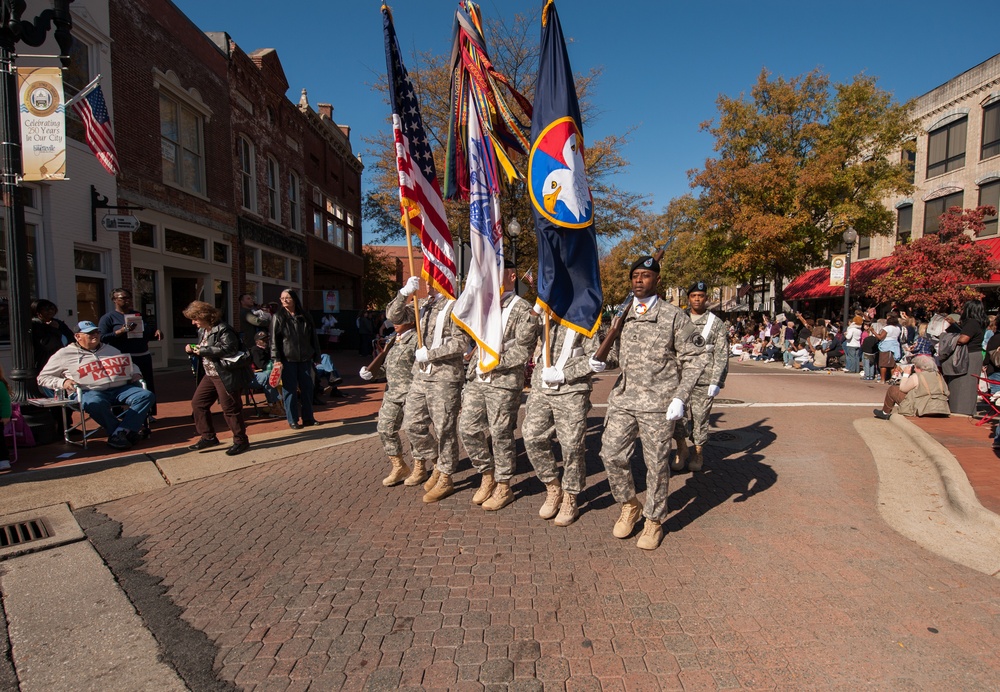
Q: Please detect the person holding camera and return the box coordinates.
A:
[872,355,949,420]
[99,288,163,415]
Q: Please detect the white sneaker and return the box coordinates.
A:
[0,460,10,471]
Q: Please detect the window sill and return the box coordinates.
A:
[163,179,210,202]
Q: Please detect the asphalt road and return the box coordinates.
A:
[76,363,1000,689]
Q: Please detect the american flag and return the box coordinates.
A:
[71,84,119,176]
[382,6,456,299]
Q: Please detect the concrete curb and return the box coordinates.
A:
[890,414,1000,531]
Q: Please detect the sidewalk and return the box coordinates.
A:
[2,351,380,474]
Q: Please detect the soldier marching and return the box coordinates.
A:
[368,255,716,550]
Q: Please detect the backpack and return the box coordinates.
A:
[937,332,969,377]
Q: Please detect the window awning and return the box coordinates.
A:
[782,238,1000,301]
[782,257,893,301]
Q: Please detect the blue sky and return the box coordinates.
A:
[173,0,998,223]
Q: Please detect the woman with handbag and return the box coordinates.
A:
[876,315,902,384]
[184,301,250,456]
[944,300,986,416]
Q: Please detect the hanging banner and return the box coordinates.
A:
[17,67,67,181]
[830,254,846,287]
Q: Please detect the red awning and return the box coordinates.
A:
[783,238,1000,301]
[782,257,893,301]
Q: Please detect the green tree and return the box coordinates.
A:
[362,245,401,310]
[866,206,999,312]
[692,69,917,309]
[364,8,648,286]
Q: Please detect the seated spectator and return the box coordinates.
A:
[249,331,283,417]
[314,353,344,401]
[37,321,154,450]
[873,355,949,420]
[788,342,820,370]
[909,322,934,357]
[761,337,781,362]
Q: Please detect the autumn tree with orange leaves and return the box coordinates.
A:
[691,69,917,309]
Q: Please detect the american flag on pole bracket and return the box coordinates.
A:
[382,5,457,299]
[71,84,119,176]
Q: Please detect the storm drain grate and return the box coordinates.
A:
[0,519,50,547]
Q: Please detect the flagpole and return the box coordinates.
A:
[402,214,424,349]
[544,313,552,368]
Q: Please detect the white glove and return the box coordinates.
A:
[541,366,565,385]
[666,398,685,421]
[414,347,429,363]
[589,357,606,373]
[532,302,543,314]
[359,367,373,381]
[475,362,488,376]
[399,276,420,297]
[707,384,721,398]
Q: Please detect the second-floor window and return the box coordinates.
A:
[926,117,967,179]
[239,136,256,212]
[983,101,1000,161]
[979,180,1000,237]
[923,190,964,234]
[267,157,280,223]
[161,94,205,195]
[288,172,300,232]
[896,204,913,244]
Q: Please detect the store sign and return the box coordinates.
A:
[101,214,141,232]
[323,290,340,313]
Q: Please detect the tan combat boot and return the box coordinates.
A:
[404,458,430,487]
[422,473,454,503]
[482,481,514,511]
[472,471,497,505]
[422,467,440,492]
[382,455,411,487]
[538,481,563,519]
[553,493,578,527]
[671,438,689,472]
[612,498,643,538]
[688,445,704,472]
[636,518,664,550]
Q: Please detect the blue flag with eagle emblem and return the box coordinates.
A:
[528,0,602,338]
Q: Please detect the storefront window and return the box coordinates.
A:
[214,241,229,264]
[132,222,155,248]
[261,250,286,281]
[0,224,39,343]
[244,245,258,274]
[165,228,206,258]
[133,267,157,319]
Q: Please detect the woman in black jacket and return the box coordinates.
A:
[184,300,250,456]
[30,299,74,387]
[270,289,321,429]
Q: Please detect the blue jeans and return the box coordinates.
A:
[862,353,877,379]
[844,345,860,373]
[279,361,316,425]
[80,384,155,435]
[251,371,279,404]
[783,349,794,366]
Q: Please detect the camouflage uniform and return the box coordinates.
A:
[371,328,418,457]
[599,298,708,522]
[522,322,598,494]
[674,309,729,446]
[387,291,471,474]
[460,294,540,483]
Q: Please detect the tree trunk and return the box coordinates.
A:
[773,270,784,315]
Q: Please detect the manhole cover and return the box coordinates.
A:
[710,431,739,442]
[713,398,744,405]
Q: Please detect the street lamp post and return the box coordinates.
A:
[842,227,858,326]
[506,218,521,295]
[0,1,74,444]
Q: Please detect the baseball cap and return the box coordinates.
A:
[254,331,269,341]
[76,320,99,334]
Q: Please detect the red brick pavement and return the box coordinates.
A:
[910,414,1000,515]
[84,367,1000,690]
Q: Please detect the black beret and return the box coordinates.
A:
[687,281,709,295]
[503,258,516,269]
[630,256,660,275]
